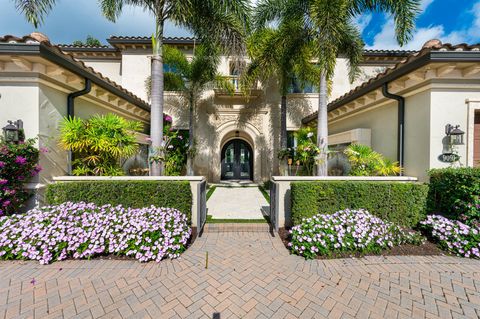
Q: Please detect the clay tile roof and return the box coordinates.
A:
[302,41,480,124]
[107,36,197,46]
[0,34,149,111]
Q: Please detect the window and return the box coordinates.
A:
[288,77,318,94]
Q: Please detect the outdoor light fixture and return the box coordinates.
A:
[445,124,465,146]
[2,120,23,143]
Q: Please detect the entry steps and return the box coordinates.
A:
[204,223,271,233]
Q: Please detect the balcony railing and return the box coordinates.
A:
[214,75,261,97]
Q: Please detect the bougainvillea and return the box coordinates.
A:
[289,209,423,259]
[0,202,191,264]
[420,215,480,259]
[0,138,41,215]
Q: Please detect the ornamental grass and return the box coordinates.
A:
[0,202,191,264]
[289,209,423,259]
[420,215,480,259]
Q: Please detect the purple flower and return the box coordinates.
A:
[164,115,173,123]
[0,179,7,185]
[15,156,27,165]
[2,200,11,207]
[0,161,5,168]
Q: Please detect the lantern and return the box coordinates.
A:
[445,124,465,146]
[2,120,20,143]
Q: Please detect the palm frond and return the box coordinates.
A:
[14,0,56,28]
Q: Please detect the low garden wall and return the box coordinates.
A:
[271,176,425,228]
[47,176,206,226]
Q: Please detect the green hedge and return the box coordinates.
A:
[45,181,192,221]
[428,167,480,219]
[291,181,429,227]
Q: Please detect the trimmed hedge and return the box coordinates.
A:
[45,181,192,221]
[291,181,429,227]
[428,167,480,219]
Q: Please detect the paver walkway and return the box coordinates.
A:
[1,228,480,318]
[207,186,268,219]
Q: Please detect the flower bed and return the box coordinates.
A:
[420,215,480,259]
[0,202,191,264]
[289,209,423,259]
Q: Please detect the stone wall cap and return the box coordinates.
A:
[271,176,418,182]
[53,176,206,182]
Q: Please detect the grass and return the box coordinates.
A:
[206,186,216,201]
[258,185,270,202]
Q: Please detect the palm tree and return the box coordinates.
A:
[147,44,234,175]
[242,22,318,151]
[12,0,56,28]
[255,0,420,176]
[100,0,250,175]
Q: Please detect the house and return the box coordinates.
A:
[1,33,479,185]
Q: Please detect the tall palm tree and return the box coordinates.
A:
[147,44,234,175]
[101,0,250,175]
[255,0,420,176]
[242,22,318,151]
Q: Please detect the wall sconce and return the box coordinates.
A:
[2,120,23,143]
[445,124,465,146]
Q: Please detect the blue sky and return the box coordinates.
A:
[1,0,479,49]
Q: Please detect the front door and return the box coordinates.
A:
[221,139,253,180]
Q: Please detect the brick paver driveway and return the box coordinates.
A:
[1,225,480,319]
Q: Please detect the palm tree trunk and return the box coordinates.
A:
[316,72,328,176]
[187,94,195,176]
[149,18,165,176]
[280,95,287,149]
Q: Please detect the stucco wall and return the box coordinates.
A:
[121,49,151,101]
[328,90,432,180]
[429,87,480,169]
[81,59,122,84]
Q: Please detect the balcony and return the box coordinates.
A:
[214,76,262,98]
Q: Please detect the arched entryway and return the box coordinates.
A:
[221,139,254,180]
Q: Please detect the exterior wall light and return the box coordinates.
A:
[445,124,465,146]
[2,120,23,143]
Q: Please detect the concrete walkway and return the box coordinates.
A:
[207,186,269,219]
[1,228,480,318]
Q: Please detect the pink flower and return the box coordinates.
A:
[2,200,11,207]
[0,161,5,168]
[0,179,7,185]
[40,147,49,153]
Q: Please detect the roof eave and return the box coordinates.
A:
[0,43,150,112]
[302,50,480,124]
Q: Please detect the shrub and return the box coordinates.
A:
[428,168,480,224]
[344,144,401,176]
[0,138,41,216]
[289,209,423,259]
[420,215,479,259]
[291,181,428,227]
[0,202,191,264]
[45,181,192,221]
[59,114,142,176]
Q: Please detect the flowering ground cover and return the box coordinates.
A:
[288,209,424,259]
[420,215,480,259]
[0,202,191,264]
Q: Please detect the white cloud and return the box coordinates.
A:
[353,14,373,33]
[420,0,435,11]
[368,0,480,50]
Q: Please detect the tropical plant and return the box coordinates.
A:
[146,44,234,175]
[242,24,318,150]
[255,0,420,176]
[344,144,401,176]
[100,0,250,176]
[294,127,321,175]
[59,114,142,176]
[72,35,102,46]
[0,137,41,215]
